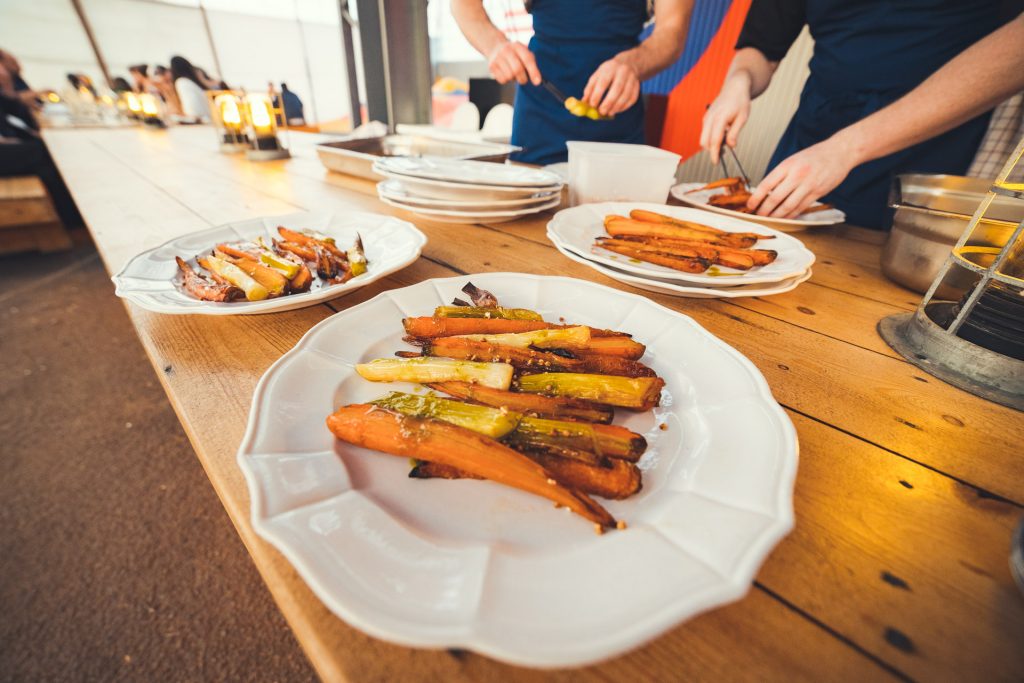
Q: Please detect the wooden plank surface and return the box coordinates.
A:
[43,126,1024,683]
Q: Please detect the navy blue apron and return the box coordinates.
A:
[510,0,648,165]
[768,0,1003,229]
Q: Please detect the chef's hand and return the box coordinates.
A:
[747,138,855,218]
[584,58,641,117]
[700,75,752,165]
[487,41,542,86]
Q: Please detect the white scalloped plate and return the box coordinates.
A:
[548,203,816,287]
[111,210,427,315]
[237,273,798,668]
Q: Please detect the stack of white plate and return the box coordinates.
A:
[374,156,564,224]
[547,202,816,299]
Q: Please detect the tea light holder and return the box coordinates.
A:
[123,91,143,121]
[243,92,290,161]
[879,135,1024,410]
[138,93,166,128]
[207,90,250,152]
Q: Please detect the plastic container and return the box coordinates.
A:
[566,141,681,206]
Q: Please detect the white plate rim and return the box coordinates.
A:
[375,156,563,187]
[236,273,799,667]
[375,168,562,196]
[380,194,562,219]
[110,210,427,315]
[548,202,816,286]
[670,182,846,226]
[550,236,812,298]
[377,179,559,208]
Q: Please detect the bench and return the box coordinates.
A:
[0,175,73,254]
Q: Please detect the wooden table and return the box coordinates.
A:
[44,125,1024,682]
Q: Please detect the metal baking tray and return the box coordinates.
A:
[316,135,521,180]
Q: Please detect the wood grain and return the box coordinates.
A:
[42,126,1024,683]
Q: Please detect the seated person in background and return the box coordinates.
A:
[0,49,41,109]
[129,64,152,94]
[0,86,84,228]
[111,76,133,93]
[279,83,305,126]
[152,65,183,116]
[701,0,1022,229]
[452,0,692,165]
[169,56,210,121]
[195,66,227,91]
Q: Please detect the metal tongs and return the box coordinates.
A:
[719,143,752,189]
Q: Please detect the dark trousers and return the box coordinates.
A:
[0,140,84,227]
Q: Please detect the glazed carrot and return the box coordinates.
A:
[402,316,631,340]
[422,337,657,378]
[277,226,346,259]
[288,263,313,293]
[574,335,646,360]
[629,209,773,240]
[215,243,257,260]
[604,216,757,249]
[599,243,711,274]
[610,236,778,266]
[327,404,617,529]
[683,177,744,193]
[426,381,615,424]
[598,237,754,270]
[410,454,641,501]
[275,241,317,262]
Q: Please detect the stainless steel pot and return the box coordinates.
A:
[882,174,1024,298]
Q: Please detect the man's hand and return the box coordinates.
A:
[487,41,541,86]
[583,58,641,117]
[700,74,752,165]
[747,137,856,218]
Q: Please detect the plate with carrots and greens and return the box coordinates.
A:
[112,210,426,315]
[237,273,797,667]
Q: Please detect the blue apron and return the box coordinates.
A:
[510,0,648,165]
[769,0,1002,229]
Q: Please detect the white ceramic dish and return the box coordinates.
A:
[238,273,798,667]
[380,194,561,224]
[671,182,846,229]
[548,202,815,286]
[375,168,562,201]
[377,179,559,209]
[550,237,813,299]
[375,155,562,187]
[112,210,426,315]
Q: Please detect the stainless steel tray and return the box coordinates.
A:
[316,135,521,180]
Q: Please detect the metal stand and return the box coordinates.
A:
[878,307,1024,410]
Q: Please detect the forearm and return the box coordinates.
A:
[833,15,1024,167]
[724,48,777,99]
[451,0,508,59]
[614,0,693,80]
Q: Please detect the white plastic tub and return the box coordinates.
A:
[566,141,681,206]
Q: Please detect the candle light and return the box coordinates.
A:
[125,92,142,119]
[243,92,290,161]
[210,92,249,151]
[139,93,166,128]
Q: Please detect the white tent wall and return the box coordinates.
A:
[0,0,353,125]
[0,0,101,92]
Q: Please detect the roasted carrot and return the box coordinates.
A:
[214,251,289,295]
[410,455,642,501]
[611,235,778,266]
[288,263,313,293]
[275,240,317,262]
[629,209,773,240]
[426,381,615,424]
[604,216,757,249]
[278,226,347,259]
[402,316,631,340]
[327,404,617,528]
[599,243,711,274]
[422,337,657,378]
[684,177,744,193]
[575,335,646,360]
[598,237,754,270]
[215,243,258,260]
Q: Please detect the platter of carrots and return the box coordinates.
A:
[671,178,846,230]
[547,203,816,286]
[237,273,798,666]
